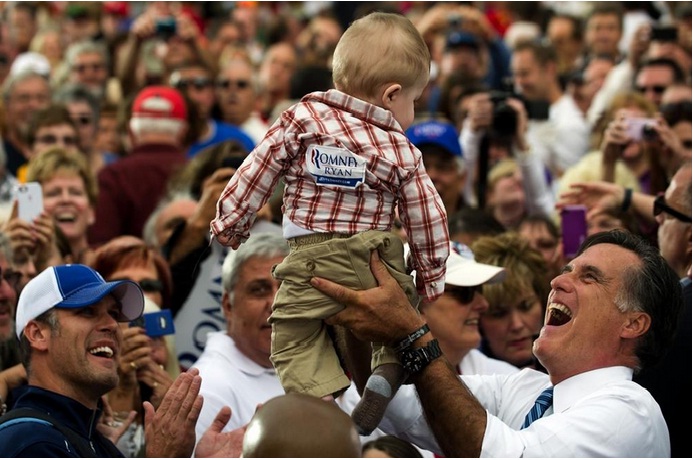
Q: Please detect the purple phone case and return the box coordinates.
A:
[561,205,587,259]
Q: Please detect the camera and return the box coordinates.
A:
[155,17,177,39]
[489,90,519,138]
[626,118,658,141]
[130,310,175,337]
[651,25,678,42]
[487,90,550,139]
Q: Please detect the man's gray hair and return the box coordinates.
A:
[221,232,288,304]
[53,83,100,121]
[65,40,110,70]
[2,70,49,102]
[142,191,197,249]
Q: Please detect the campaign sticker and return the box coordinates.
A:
[306,144,365,189]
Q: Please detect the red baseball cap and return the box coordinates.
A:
[132,86,187,121]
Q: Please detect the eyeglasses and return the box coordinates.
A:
[0,267,22,288]
[113,278,164,293]
[73,63,106,73]
[654,192,691,223]
[71,115,93,126]
[636,85,667,95]
[444,285,483,305]
[216,79,250,90]
[35,134,78,146]
[174,77,213,91]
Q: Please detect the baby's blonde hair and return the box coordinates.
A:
[332,12,430,100]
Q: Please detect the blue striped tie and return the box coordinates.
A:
[521,387,554,429]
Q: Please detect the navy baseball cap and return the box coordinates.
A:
[16,264,144,338]
[445,30,481,51]
[406,120,463,157]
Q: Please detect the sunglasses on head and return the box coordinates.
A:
[636,84,667,95]
[653,192,691,223]
[175,77,213,91]
[112,278,164,293]
[216,79,250,90]
[35,134,77,146]
[444,285,482,305]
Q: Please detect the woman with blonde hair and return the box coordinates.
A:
[472,231,549,370]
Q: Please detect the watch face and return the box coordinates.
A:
[399,339,442,374]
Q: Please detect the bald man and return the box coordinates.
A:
[242,393,361,458]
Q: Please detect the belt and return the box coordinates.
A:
[287,232,352,249]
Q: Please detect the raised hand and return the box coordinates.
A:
[144,368,204,458]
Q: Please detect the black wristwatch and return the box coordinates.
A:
[394,324,430,353]
[399,339,442,374]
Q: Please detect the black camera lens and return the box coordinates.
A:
[642,125,658,140]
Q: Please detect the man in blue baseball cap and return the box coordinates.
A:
[1,264,143,456]
[406,119,468,215]
[1,264,259,457]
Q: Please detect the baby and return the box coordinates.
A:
[210,12,449,434]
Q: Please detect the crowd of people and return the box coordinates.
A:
[0,1,689,458]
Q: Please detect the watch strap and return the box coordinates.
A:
[394,324,430,353]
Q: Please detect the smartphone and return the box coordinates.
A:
[16,182,43,222]
[651,25,678,42]
[625,118,657,141]
[130,310,175,337]
[561,205,587,259]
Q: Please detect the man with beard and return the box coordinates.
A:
[0,264,242,457]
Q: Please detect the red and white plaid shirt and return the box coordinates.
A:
[211,90,449,301]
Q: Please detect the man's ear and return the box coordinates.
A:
[221,291,233,318]
[24,320,51,351]
[381,83,402,109]
[621,312,651,340]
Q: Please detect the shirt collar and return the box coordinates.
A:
[553,366,633,414]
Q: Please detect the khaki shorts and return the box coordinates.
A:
[270,230,420,397]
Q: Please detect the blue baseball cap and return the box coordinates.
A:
[406,120,463,157]
[16,264,145,338]
[445,30,481,51]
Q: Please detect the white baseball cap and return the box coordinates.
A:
[10,52,51,78]
[16,264,145,339]
[407,242,506,287]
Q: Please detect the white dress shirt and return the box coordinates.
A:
[527,94,590,177]
[458,348,519,375]
[381,366,670,457]
[192,331,284,442]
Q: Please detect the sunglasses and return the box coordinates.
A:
[444,285,482,305]
[113,278,164,293]
[654,193,691,223]
[73,63,106,73]
[175,77,213,91]
[0,266,22,288]
[71,115,92,126]
[636,85,666,95]
[216,79,250,90]
[35,134,77,146]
